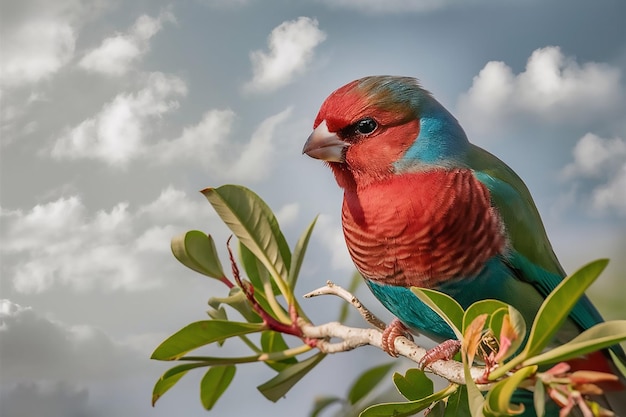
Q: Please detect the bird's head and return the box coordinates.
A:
[303,76,469,188]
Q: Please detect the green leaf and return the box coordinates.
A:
[257,353,326,402]
[206,306,228,321]
[610,349,626,379]
[461,341,485,417]
[484,366,537,417]
[523,259,608,358]
[161,362,212,379]
[486,307,508,337]
[462,300,509,333]
[201,185,292,300]
[491,259,609,378]
[152,371,186,406]
[496,306,527,362]
[171,231,225,279]
[392,368,433,401]
[161,355,267,366]
[260,331,298,371]
[444,385,471,417]
[239,242,273,293]
[200,365,236,410]
[208,286,261,323]
[360,384,457,417]
[152,362,209,406]
[237,243,282,318]
[465,373,485,417]
[348,362,395,405]
[309,396,344,417]
[412,288,464,339]
[462,300,526,364]
[238,241,290,323]
[288,216,317,288]
[260,330,290,354]
[524,320,626,366]
[463,314,488,366]
[533,378,546,417]
[151,320,266,360]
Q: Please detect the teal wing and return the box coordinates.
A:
[466,143,626,377]
[466,144,563,276]
[466,144,606,333]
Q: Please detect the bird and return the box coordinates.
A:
[302,75,625,416]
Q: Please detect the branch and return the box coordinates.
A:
[304,280,387,331]
[302,282,490,389]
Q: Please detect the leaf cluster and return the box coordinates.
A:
[151,185,321,408]
[151,184,626,416]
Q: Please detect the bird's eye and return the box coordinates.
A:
[338,117,379,141]
[355,118,378,135]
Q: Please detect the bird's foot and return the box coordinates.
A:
[418,339,461,369]
[381,318,413,357]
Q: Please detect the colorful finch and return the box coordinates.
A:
[303,76,625,416]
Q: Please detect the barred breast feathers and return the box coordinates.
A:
[341,169,507,288]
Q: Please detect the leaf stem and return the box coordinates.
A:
[179,344,313,364]
[227,238,306,340]
[262,279,291,324]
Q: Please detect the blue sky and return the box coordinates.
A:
[1,0,626,416]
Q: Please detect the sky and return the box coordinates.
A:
[1,0,626,416]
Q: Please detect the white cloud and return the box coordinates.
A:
[0,196,85,252]
[134,225,179,253]
[138,186,213,223]
[228,107,293,180]
[0,299,144,380]
[560,133,626,216]
[152,107,292,182]
[1,197,138,293]
[318,0,449,13]
[0,299,160,417]
[244,17,326,93]
[457,46,623,134]
[1,83,49,145]
[562,133,626,179]
[51,72,187,165]
[0,187,213,293]
[1,19,75,88]
[0,0,103,88]
[592,165,626,215]
[50,72,290,178]
[314,214,353,271]
[151,109,236,165]
[275,203,299,227]
[79,10,175,76]
[0,382,97,417]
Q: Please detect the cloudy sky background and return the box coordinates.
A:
[1,0,626,416]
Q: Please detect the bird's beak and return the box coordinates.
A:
[302,120,348,163]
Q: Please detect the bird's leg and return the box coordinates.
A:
[381,318,413,357]
[418,339,462,369]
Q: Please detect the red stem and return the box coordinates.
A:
[225,238,310,342]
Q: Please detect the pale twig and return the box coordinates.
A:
[304,281,387,330]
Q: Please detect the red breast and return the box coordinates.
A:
[341,168,507,288]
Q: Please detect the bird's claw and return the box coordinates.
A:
[381,318,413,357]
[418,339,461,369]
